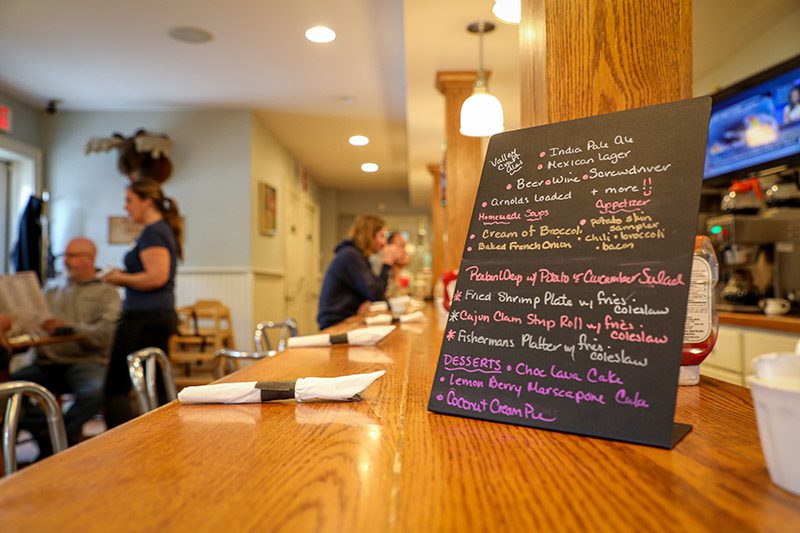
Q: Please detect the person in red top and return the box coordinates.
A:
[387,231,411,296]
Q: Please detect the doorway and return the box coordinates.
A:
[0,137,42,275]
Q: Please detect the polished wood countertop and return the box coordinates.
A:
[720,311,800,334]
[1,307,798,531]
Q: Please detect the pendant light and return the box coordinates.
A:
[492,0,521,25]
[460,21,504,137]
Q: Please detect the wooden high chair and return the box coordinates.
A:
[168,300,236,387]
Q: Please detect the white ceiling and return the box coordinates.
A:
[0,0,797,206]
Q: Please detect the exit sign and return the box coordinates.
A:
[0,104,11,132]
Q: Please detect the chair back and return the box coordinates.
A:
[126,348,177,414]
[253,318,298,353]
[213,318,298,378]
[213,349,274,379]
[1,381,67,476]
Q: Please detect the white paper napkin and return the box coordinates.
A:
[178,382,262,404]
[177,370,387,404]
[295,370,386,401]
[368,301,389,312]
[399,310,425,323]
[287,325,396,347]
[365,311,425,325]
[365,314,392,325]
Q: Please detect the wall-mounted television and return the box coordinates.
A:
[703,54,800,186]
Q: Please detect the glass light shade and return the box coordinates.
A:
[305,26,336,43]
[349,135,369,146]
[492,0,521,24]
[460,88,504,137]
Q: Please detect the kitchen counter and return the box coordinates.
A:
[720,311,800,334]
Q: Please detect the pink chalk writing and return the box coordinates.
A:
[614,389,650,408]
[514,362,547,378]
[528,381,606,405]
[595,197,651,214]
[465,265,523,286]
[572,268,685,287]
[443,354,502,372]
[586,368,624,384]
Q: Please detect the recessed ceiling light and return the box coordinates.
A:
[305,26,336,43]
[349,135,369,146]
[168,26,214,44]
[361,163,379,173]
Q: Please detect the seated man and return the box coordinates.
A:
[11,237,120,456]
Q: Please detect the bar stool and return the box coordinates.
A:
[214,319,298,378]
[126,348,177,414]
[254,319,298,353]
[1,381,68,476]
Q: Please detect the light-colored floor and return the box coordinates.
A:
[15,413,107,463]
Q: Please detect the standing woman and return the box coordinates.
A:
[102,178,183,427]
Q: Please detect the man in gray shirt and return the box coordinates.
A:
[12,237,120,456]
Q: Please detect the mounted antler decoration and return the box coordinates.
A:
[85,129,173,183]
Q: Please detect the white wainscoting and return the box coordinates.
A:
[175,267,255,352]
[253,268,288,333]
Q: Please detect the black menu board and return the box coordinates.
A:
[428,97,711,448]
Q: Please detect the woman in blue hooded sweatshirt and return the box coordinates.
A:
[317,215,399,330]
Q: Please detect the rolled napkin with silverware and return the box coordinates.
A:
[178,370,387,404]
[287,325,395,347]
[368,301,389,313]
[365,311,425,325]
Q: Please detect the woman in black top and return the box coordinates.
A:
[102,179,183,427]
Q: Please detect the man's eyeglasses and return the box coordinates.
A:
[58,252,92,258]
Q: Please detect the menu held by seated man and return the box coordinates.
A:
[428,97,712,449]
[0,271,51,335]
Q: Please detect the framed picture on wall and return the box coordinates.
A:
[259,182,277,236]
[108,216,143,245]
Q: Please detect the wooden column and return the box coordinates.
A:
[427,164,445,292]
[435,71,484,271]
[520,0,692,127]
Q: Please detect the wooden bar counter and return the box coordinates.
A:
[1,306,798,531]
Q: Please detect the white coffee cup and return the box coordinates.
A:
[759,298,791,316]
[748,353,800,495]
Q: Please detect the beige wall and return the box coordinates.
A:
[250,114,322,333]
[44,110,253,268]
[693,7,800,95]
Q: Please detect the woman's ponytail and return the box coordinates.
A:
[162,197,184,260]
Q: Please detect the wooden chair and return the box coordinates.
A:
[1,381,67,476]
[169,300,235,387]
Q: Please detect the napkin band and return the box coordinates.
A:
[255,381,295,401]
[330,333,348,345]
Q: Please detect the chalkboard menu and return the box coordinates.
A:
[428,97,712,448]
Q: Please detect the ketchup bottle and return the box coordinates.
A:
[680,235,719,385]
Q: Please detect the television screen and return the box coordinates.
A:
[704,55,800,182]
